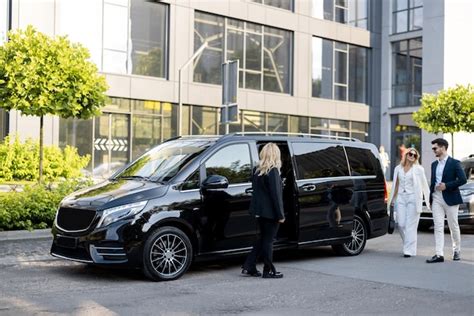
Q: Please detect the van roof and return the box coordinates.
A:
[165,133,376,150]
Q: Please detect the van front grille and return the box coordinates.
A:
[56,207,96,232]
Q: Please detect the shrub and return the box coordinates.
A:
[0,135,90,182]
[0,179,93,231]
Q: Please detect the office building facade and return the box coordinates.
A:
[1,0,473,177]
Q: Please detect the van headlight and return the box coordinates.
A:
[96,201,148,228]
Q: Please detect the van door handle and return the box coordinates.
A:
[245,188,253,194]
[301,184,316,192]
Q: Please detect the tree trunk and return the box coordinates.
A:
[451,132,454,158]
[39,115,44,183]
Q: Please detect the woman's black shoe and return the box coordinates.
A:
[262,271,283,279]
[403,254,411,258]
[241,269,262,277]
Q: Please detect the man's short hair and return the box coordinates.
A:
[431,138,449,149]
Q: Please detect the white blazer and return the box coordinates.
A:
[388,164,431,213]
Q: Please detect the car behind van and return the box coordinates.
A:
[51,133,389,281]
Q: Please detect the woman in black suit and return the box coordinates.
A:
[242,142,285,279]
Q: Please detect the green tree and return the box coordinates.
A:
[413,84,474,157]
[0,26,108,182]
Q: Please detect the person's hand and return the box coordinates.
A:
[279,218,285,223]
[390,202,394,207]
[436,182,446,191]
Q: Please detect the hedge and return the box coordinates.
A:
[0,135,90,182]
[0,179,93,231]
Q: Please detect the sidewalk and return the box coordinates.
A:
[0,228,51,242]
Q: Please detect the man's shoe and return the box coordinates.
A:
[453,251,461,261]
[426,255,444,263]
[241,269,262,277]
[262,271,283,279]
[403,254,411,258]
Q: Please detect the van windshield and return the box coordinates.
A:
[113,140,212,182]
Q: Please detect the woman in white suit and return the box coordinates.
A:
[388,148,431,257]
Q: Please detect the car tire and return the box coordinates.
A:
[332,215,367,256]
[142,226,193,281]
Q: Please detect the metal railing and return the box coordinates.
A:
[227,132,361,142]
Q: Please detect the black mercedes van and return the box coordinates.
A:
[51,133,388,281]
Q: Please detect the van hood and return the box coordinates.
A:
[60,179,169,210]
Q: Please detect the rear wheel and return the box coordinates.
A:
[142,226,193,281]
[332,215,367,256]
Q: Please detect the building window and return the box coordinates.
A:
[59,98,369,174]
[103,0,169,78]
[250,0,293,11]
[312,37,368,104]
[312,0,369,30]
[194,11,293,94]
[310,118,368,141]
[392,38,422,108]
[392,0,423,34]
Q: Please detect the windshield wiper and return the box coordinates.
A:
[116,175,151,181]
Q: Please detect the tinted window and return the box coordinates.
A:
[293,143,349,179]
[205,144,252,184]
[345,147,378,176]
[181,170,200,191]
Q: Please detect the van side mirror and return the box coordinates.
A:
[202,175,229,190]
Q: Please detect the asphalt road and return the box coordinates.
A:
[0,229,473,315]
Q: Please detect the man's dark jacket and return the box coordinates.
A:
[430,157,467,206]
[249,167,285,220]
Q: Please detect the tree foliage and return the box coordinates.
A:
[413,84,474,134]
[0,25,108,182]
[0,25,108,119]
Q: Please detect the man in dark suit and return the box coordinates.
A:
[426,138,467,263]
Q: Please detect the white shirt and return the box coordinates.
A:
[398,167,415,194]
[435,156,448,186]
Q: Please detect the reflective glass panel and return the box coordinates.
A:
[349,45,367,104]
[312,37,333,99]
[292,143,349,179]
[205,144,252,184]
[191,106,218,135]
[59,118,93,171]
[263,27,292,93]
[335,51,347,84]
[132,115,161,159]
[194,12,224,84]
[130,0,168,78]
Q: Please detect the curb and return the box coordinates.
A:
[0,228,52,242]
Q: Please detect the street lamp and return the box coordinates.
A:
[178,41,208,136]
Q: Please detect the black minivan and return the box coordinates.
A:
[51,133,388,281]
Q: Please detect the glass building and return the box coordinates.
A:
[4,0,473,178]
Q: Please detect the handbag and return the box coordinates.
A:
[387,204,396,234]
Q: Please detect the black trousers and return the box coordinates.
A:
[243,217,280,273]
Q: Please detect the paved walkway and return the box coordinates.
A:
[0,229,51,242]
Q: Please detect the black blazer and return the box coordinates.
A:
[430,157,467,206]
[249,167,285,221]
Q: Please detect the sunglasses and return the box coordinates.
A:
[407,152,417,158]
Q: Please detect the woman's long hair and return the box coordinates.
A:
[256,143,282,176]
[400,147,420,167]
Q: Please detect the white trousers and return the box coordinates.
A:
[432,191,461,256]
[395,192,420,256]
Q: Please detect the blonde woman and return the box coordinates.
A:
[388,148,431,257]
[242,143,285,279]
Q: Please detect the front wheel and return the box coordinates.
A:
[142,226,193,281]
[332,215,367,256]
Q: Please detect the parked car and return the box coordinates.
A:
[419,156,474,230]
[51,133,388,281]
